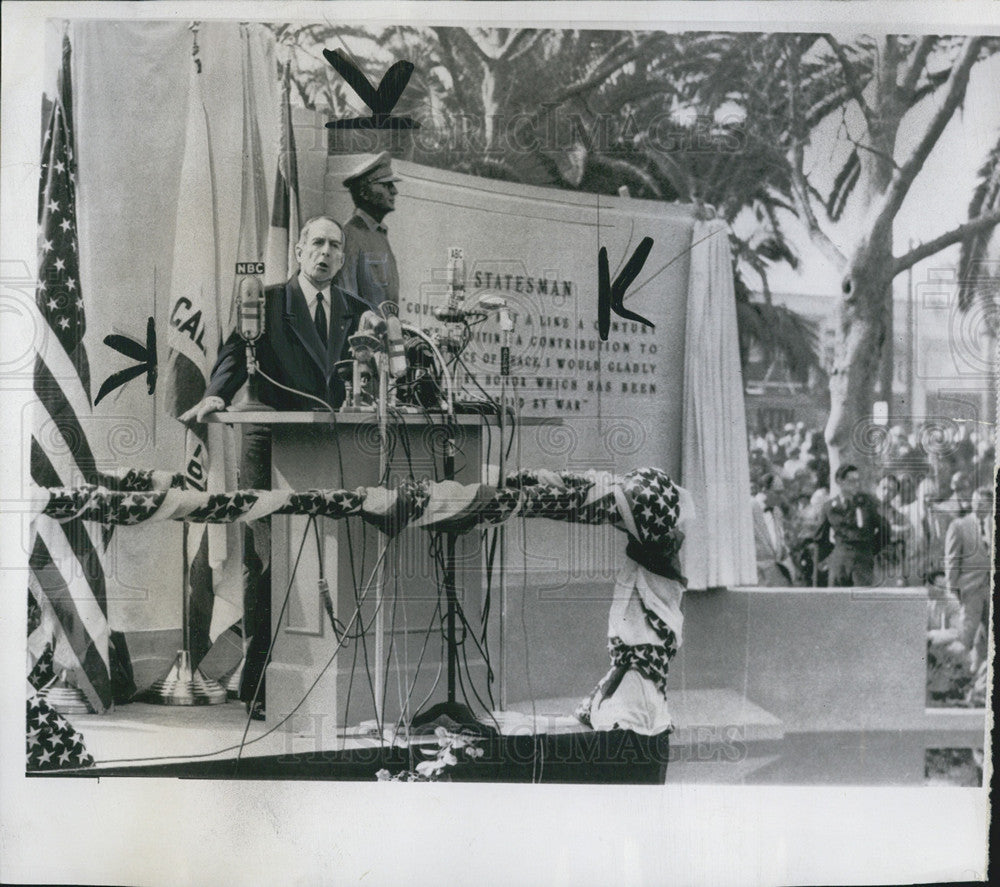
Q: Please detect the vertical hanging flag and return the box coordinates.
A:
[28,34,114,713]
[203,24,274,645]
[162,31,228,665]
[228,24,270,330]
[264,60,301,286]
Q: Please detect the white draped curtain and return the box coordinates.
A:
[680,218,757,589]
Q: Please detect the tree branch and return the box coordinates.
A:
[823,35,873,125]
[898,35,937,99]
[550,33,662,107]
[891,209,1000,276]
[498,28,539,62]
[440,26,492,66]
[432,28,483,118]
[873,37,983,234]
[791,161,847,269]
[785,53,846,269]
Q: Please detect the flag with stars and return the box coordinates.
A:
[26,689,94,772]
[28,33,115,714]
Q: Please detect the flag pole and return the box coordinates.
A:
[139,513,227,706]
[143,269,226,708]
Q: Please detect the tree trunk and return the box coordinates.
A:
[879,295,894,415]
[825,232,894,486]
[825,41,902,489]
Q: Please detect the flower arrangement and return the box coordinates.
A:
[376,727,484,782]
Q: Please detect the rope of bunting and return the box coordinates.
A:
[35,468,682,549]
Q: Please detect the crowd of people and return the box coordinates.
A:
[747,421,995,706]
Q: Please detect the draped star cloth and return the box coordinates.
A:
[34,466,694,734]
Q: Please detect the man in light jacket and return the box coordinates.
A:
[751,472,794,585]
[944,486,994,672]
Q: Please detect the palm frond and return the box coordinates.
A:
[826,149,860,221]
[736,298,823,380]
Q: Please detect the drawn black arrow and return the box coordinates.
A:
[598,237,655,341]
[95,316,157,405]
[323,49,418,130]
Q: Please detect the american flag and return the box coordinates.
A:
[28,34,114,713]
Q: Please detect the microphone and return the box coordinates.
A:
[359,310,384,335]
[447,247,465,308]
[499,307,513,377]
[475,294,506,311]
[381,305,408,378]
[435,247,467,323]
[236,275,265,342]
[230,274,272,411]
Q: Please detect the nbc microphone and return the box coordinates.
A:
[236,275,265,342]
[231,274,273,411]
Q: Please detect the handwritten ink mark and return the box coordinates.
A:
[323,49,419,131]
[598,237,655,341]
[95,316,156,405]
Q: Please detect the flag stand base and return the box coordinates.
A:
[138,650,227,705]
[39,670,94,715]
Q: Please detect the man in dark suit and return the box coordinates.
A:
[181,215,369,717]
[184,215,369,419]
[815,463,890,587]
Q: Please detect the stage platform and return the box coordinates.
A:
[33,685,983,785]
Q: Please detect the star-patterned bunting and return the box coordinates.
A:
[26,692,94,772]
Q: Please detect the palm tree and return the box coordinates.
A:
[268,23,823,378]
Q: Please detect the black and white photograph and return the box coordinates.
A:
[1,2,995,884]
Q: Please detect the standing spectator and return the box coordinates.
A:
[891,474,916,512]
[899,476,950,584]
[925,571,972,704]
[874,474,908,585]
[815,464,890,587]
[939,470,973,526]
[788,491,823,586]
[751,473,794,585]
[944,486,994,673]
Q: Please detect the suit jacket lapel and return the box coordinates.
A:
[283,276,328,376]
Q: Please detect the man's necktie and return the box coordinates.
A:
[314,292,328,345]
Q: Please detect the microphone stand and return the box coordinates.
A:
[497,308,512,711]
[402,324,480,732]
[374,350,389,731]
[229,341,274,412]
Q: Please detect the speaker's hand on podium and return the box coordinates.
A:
[179,396,225,424]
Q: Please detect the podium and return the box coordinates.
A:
[217,411,492,737]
